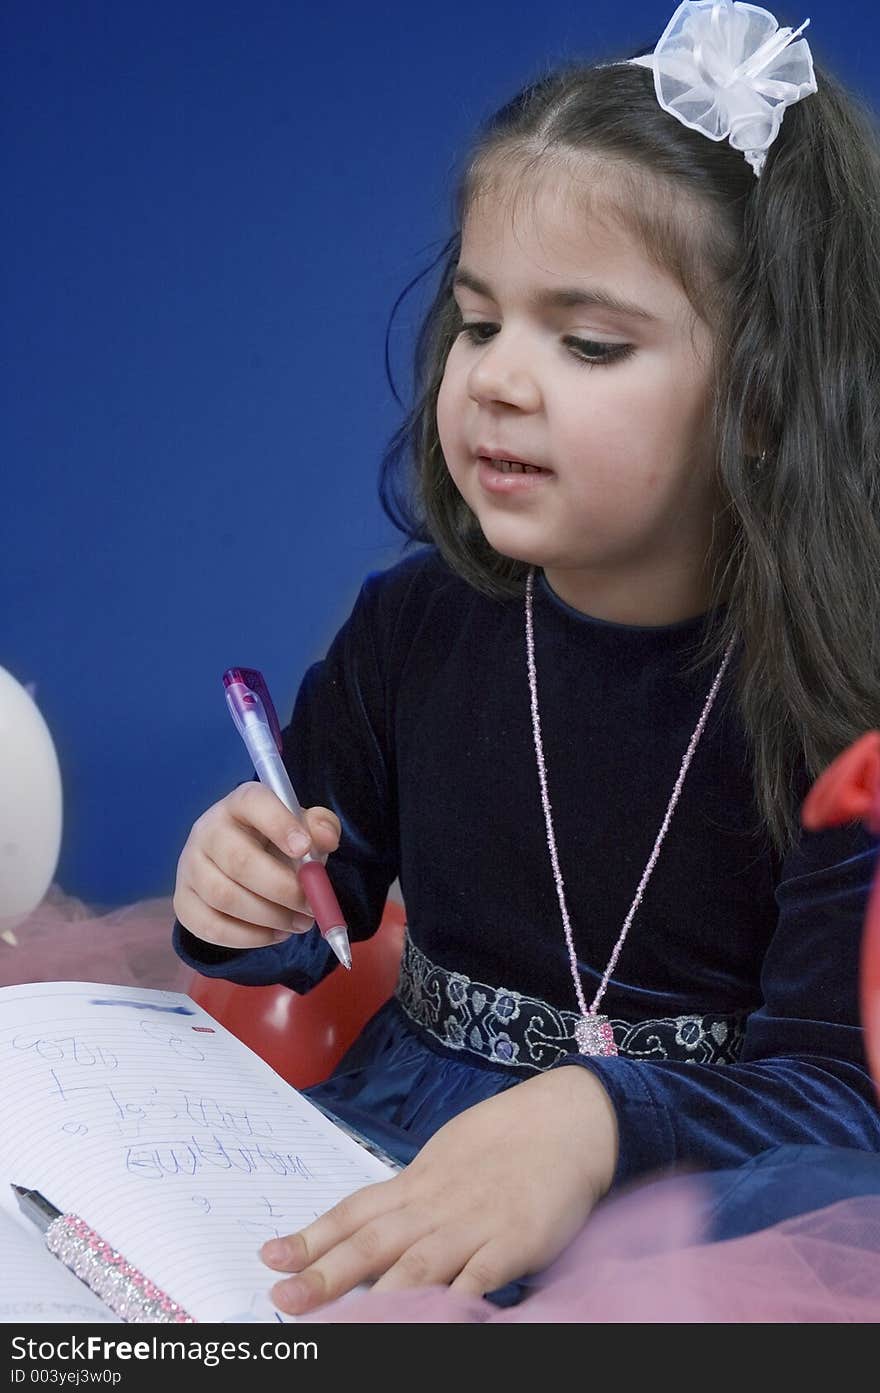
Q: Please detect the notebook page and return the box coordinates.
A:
[0,1207,121,1323]
[0,983,396,1323]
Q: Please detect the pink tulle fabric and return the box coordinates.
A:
[4,885,878,1322]
[0,885,190,991]
[315,1182,880,1323]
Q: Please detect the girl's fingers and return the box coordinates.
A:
[448,1236,521,1300]
[258,1070,615,1313]
[202,822,314,917]
[268,1207,519,1314]
[261,1178,520,1313]
[261,1177,403,1275]
[263,1184,416,1316]
[196,846,314,933]
[269,1216,418,1316]
[225,783,341,863]
[300,806,342,860]
[368,1217,499,1295]
[177,788,342,947]
[173,881,310,949]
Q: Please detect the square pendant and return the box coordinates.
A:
[575,1014,617,1057]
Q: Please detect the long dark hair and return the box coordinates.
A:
[377,39,880,858]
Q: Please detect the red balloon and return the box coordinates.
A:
[188,900,406,1089]
[801,731,880,1099]
[801,731,880,833]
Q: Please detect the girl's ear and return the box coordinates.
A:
[801,731,880,834]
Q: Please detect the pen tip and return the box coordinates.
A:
[324,926,352,971]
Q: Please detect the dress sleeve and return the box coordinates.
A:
[555,821,880,1188]
[172,570,401,994]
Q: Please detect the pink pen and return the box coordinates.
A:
[222,668,352,970]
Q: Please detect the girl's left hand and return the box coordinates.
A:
[261,1065,619,1315]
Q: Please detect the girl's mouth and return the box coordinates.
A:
[488,458,545,474]
[477,457,554,493]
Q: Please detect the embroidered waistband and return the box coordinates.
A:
[395,927,747,1072]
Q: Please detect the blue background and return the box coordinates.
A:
[3,1,878,906]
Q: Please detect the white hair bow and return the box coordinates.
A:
[628,0,818,176]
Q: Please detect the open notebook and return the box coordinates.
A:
[0,982,399,1324]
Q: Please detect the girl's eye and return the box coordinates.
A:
[454,321,633,366]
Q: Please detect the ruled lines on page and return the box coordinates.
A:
[0,1206,121,1323]
[0,983,396,1323]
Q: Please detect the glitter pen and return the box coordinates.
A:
[11,1184,196,1323]
[222,667,352,970]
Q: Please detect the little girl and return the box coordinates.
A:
[172,1,880,1317]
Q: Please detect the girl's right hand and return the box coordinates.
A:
[172,782,342,949]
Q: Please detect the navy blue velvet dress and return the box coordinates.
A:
[174,544,880,1281]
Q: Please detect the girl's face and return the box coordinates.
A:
[436,176,725,625]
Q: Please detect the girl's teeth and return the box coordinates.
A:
[496,459,540,473]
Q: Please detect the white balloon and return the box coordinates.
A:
[0,666,63,935]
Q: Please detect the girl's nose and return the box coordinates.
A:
[467,334,541,411]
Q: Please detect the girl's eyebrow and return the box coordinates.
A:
[452,266,661,323]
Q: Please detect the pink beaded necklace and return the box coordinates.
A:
[524,567,737,1056]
